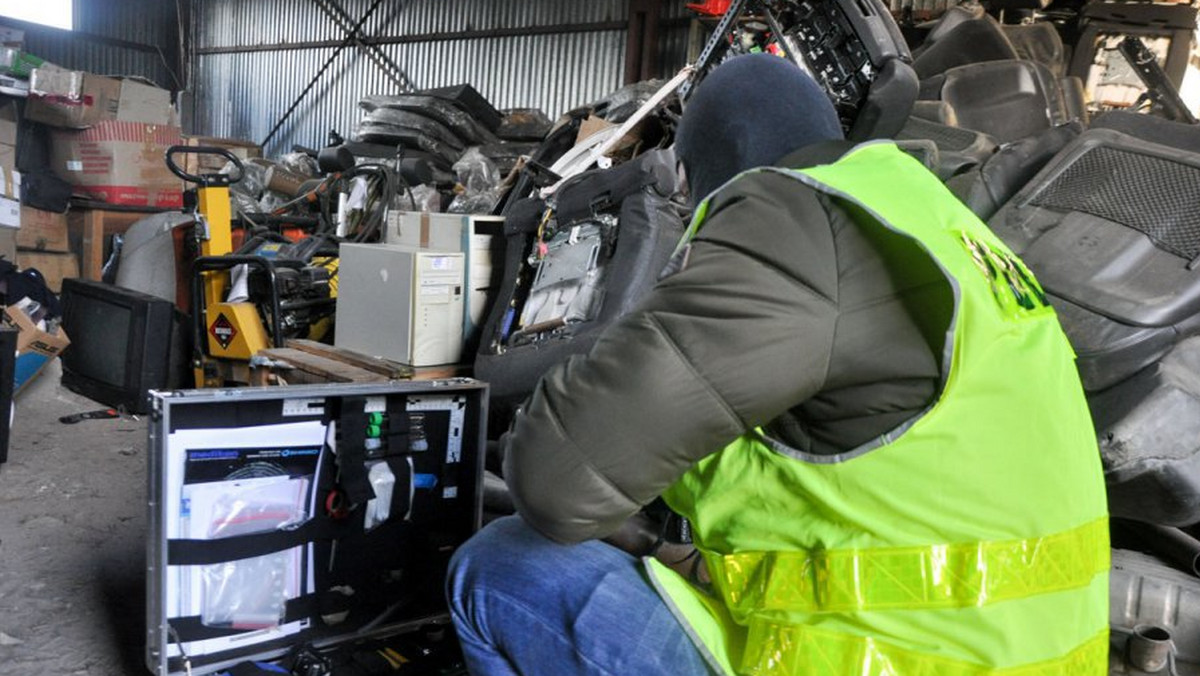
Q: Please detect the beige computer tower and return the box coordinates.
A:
[384,212,503,342]
[336,243,465,367]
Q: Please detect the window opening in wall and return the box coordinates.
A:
[0,0,72,30]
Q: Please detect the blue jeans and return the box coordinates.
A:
[446,516,713,676]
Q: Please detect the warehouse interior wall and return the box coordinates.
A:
[188,0,693,156]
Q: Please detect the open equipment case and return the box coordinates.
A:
[146,380,487,676]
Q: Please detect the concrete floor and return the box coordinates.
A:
[0,359,147,675]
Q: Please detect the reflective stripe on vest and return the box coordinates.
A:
[708,517,1109,614]
[741,625,1109,676]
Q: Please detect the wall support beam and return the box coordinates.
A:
[624,0,663,84]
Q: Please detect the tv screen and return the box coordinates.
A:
[60,279,189,414]
[66,296,130,386]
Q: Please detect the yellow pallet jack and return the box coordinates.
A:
[166,145,280,387]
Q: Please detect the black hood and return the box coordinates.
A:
[676,53,844,204]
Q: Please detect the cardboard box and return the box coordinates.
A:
[26,68,121,128]
[50,120,183,208]
[15,251,78,293]
[26,69,173,128]
[16,206,68,252]
[183,135,262,176]
[3,306,69,394]
[117,78,173,125]
[3,305,69,357]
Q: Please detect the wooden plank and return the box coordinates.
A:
[257,347,388,384]
[411,363,473,381]
[68,208,156,281]
[16,207,69,252]
[79,209,102,282]
[285,339,414,379]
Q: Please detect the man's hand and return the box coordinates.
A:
[602,512,661,557]
[654,542,710,584]
[602,513,710,584]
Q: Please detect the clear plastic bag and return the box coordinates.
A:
[279,151,319,178]
[227,159,265,198]
[205,478,311,539]
[409,184,443,213]
[257,192,286,214]
[447,147,502,214]
[201,551,292,629]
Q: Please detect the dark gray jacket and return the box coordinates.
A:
[504,142,951,543]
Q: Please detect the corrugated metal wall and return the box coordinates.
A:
[192,0,693,156]
[16,0,178,89]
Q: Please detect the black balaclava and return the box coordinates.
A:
[675,53,844,204]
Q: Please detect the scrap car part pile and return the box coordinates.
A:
[352,85,547,215]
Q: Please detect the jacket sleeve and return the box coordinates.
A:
[504,174,841,543]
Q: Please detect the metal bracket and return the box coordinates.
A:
[312,0,417,92]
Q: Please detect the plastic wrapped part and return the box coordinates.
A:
[257,192,286,214]
[448,147,503,214]
[590,81,664,122]
[279,151,319,178]
[448,190,502,215]
[454,147,500,194]
[356,107,466,152]
[345,142,450,169]
[200,551,292,629]
[354,121,464,166]
[1091,336,1200,525]
[419,83,503,131]
[497,108,554,141]
[228,159,266,200]
[359,94,498,146]
[231,192,259,220]
[478,142,539,178]
[408,184,443,213]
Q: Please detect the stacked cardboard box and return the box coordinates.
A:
[28,68,182,208]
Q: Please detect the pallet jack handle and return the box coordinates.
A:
[164,145,246,187]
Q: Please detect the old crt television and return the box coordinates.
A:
[59,278,190,414]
